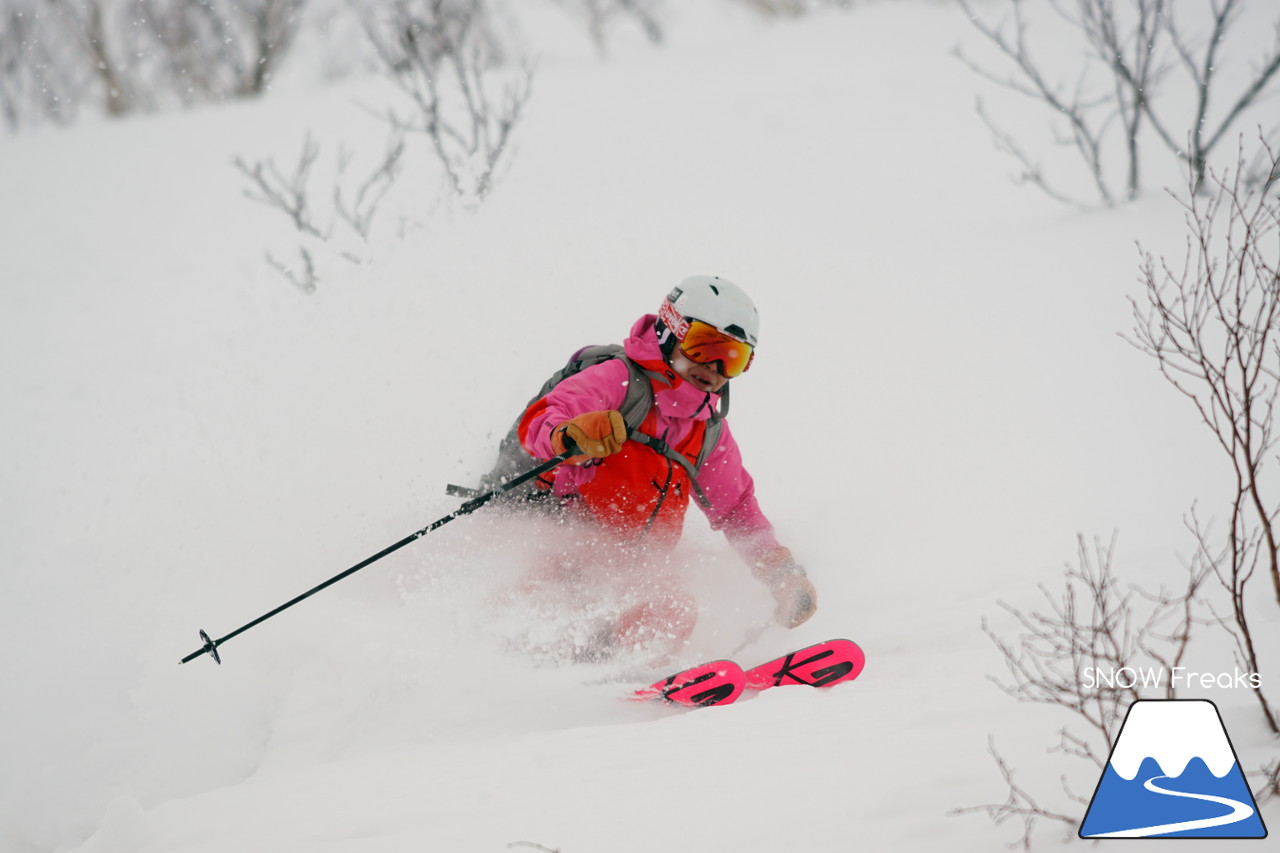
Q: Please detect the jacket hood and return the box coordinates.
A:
[624,314,724,423]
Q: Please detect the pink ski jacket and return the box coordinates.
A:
[519,315,781,560]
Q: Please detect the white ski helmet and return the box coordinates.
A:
[656,275,759,377]
[660,275,759,344]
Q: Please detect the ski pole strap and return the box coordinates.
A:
[626,430,712,509]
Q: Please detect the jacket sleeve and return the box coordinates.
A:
[695,419,782,562]
[518,359,632,459]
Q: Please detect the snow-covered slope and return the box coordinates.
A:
[2,2,1276,852]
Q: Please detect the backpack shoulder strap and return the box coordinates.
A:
[465,344,651,497]
[616,353,659,431]
[553,344,656,431]
[695,413,724,473]
[530,344,618,401]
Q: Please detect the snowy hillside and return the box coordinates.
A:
[2,1,1277,851]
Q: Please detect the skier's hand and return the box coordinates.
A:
[552,410,628,461]
[754,546,817,629]
[772,572,818,628]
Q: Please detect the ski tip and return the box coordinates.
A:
[633,659,745,708]
[742,637,864,690]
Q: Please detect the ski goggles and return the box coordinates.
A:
[679,320,755,378]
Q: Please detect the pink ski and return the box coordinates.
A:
[631,659,745,707]
[632,639,865,708]
[743,638,865,690]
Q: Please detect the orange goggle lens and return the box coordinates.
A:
[679,320,754,378]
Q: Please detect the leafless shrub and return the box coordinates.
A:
[1252,757,1280,804]
[1126,138,1280,732]
[230,0,534,292]
[43,0,151,116]
[955,0,1165,206]
[986,534,1206,759]
[0,10,20,130]
[7,0,306,127]
[333,135,407,240]
[729,0,854,16]
[957,134,1280,845]
[0,1,86,131]
[235,135,326,293]
[234,129,406,293]
[957,0,1280,205]
[951,737,1079,851]
[1244,128,1280,192]
[1153,1,1280,193]
[235,133,328,239]
[951,533,1211,848]
[548,0,664,54]
[731,0,814,16]
[361,0,534,203]
[139,0,308,101]
[266,245,320,294]
[1185,510,1280,734]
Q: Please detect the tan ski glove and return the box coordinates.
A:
[753,545,818,628]
[551,409,628,461]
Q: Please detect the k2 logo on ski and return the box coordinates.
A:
[1078,700,1268,839]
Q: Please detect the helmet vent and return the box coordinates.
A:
[723,323,747,340]
[708,284,720,295]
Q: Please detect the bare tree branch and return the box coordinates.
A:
[973,96,1086,207]
[958,0,1280,203]
[949,738,1077,851]
[234,133,329,240]
[360,0,534,203]
[334,131,406,240]
[1250,757,1280,804]
[266,245,317,294]
[956,0,1119,205]
[0,1,87,131]
[956,532,1212,846]
[235,124,410,293]
[1124,137,1280,731]
[548,0,664,55]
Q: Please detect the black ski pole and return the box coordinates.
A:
[180,450,576,665]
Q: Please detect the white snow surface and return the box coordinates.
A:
[1109,701,1239,781]
[3,2,1278,852]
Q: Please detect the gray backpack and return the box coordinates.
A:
[450,344,725,506]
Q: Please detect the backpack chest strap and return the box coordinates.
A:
[626,430,713,509]
[616,354,726,511]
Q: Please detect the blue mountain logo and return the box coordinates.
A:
[1079,700,1267,839]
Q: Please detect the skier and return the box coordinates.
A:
[513,275,817,657]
